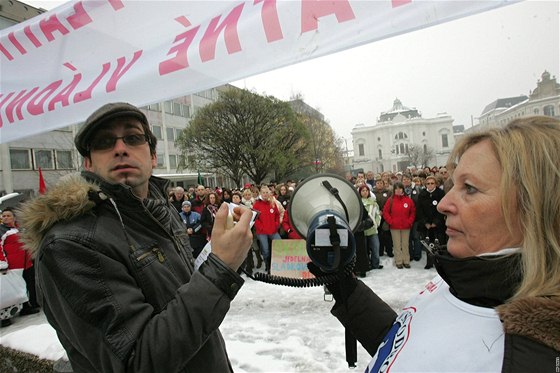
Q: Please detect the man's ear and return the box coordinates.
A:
[151,152,157,169]
[84,156,93,171]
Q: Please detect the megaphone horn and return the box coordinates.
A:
[288,173,362,272]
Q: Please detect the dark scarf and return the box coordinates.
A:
[83,171,178,234]
[434,250,522,308]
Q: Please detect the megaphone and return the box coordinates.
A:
[289,173,362,272]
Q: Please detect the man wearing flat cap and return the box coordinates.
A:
[18,102,253,372]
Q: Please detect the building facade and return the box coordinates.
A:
[351,98,455,173]
[472,70,560,131]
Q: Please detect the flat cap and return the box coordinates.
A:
[75,102,151,157]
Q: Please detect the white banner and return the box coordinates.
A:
[0,0,519,143]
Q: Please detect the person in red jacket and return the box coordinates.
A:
[0,207,40,327]
[252,185,281,273]
[382,182,416,269]
[281,207,303,240]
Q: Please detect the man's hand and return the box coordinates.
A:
[210,203,253,270]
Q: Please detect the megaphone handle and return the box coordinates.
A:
[321,180,350,222]
[327,216,341,270]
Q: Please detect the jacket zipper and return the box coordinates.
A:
[136,247,165,263]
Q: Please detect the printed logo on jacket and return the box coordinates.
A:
[366,307,416,373]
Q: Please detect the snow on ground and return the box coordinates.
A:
[0,256,437,372]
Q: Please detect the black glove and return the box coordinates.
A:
[356,205,374,232]
[357,216,374,232]
[307,262,358,305]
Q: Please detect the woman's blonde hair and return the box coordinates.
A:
[448,116,560,299]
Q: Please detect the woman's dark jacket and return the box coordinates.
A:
[331,250,560,372]
[416,187,446,231]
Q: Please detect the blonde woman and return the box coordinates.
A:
[314,116,560,371]
[241,188,254,208]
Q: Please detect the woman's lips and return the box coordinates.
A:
[445,226,461,236]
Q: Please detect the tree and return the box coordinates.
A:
[176,88,309,186]
[297,114,345,176]
[405,144,435,168]
[285,97,345,179]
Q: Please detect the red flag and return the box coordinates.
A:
[38,167,47,194]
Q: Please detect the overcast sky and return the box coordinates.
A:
[25,1,559,140]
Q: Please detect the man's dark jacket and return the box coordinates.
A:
[19,172,243,373]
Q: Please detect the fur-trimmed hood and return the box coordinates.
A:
[497,296,560,351]
[17,173,101,257]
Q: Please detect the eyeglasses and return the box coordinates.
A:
[426,182,436,185]
[88,134,150,151]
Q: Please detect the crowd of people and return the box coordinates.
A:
[168,181,299,275]
[167,166,451,277]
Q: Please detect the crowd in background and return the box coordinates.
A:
[169,166,450,276]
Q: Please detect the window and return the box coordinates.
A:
[358,144,364,156]
[166,128,175,141]
[34,150,54,169]
[378,149,382,159]
[178,155,187,168]
[399,143,405,154]
[377,137,381,142]
[423,144,427,153]
[196,89,216,100]
[10,149,32,170]
[173,102,182,116]
[148,103,161,112]
[543,105,555,117]
[169,155,177,169]
[157,153,165,167]
[183,104,191,118]
[152,125,163,140]
[164,101,173,114]
[56,150,73,169]
[395,144,399,155]
[441,134,449,148]
[534,108,539,114]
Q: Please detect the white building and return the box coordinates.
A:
[472,70,560,131]
[351,98,455,173]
